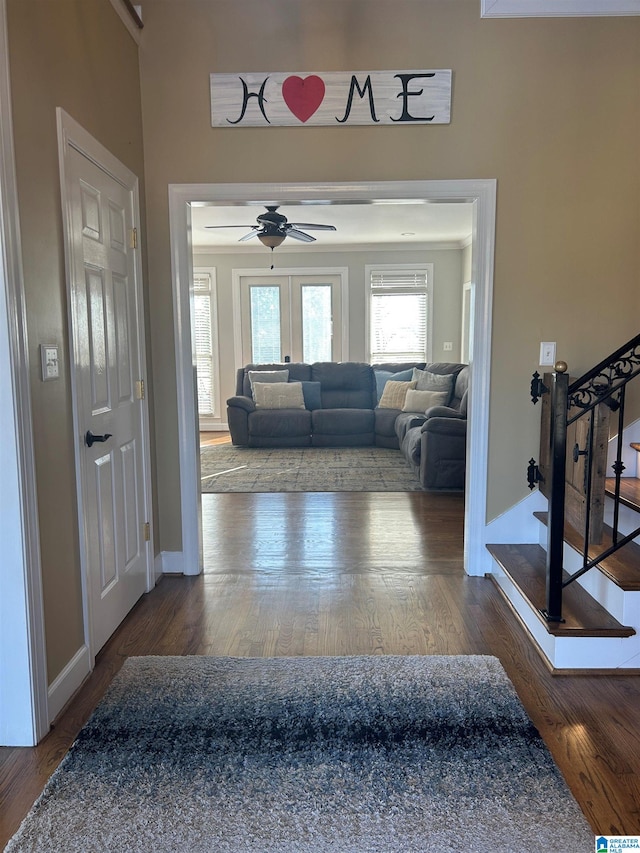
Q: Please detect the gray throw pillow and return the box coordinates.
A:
[247,369,289,399]
[412,368,455,403]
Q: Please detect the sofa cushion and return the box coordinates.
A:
[312,408,374,435]
[253,380,305,409]
[378,380,416,409]
[373,368,414,403]
[402,426,423,467]
[247,369,289,398]
[248,408,311,438]
[402,388,449,413]
[311,361,374,409]
[300,380,322,411]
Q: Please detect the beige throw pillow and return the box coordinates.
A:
[402,388,449,413]
[378,379,417,409]
[253,381,305,409]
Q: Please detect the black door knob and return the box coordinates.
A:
[85,430,113,448]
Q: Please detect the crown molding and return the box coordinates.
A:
[481,0,640,16]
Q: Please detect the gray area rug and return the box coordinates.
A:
[200,445,423,492]
[7,655,593,852]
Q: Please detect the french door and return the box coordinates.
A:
[237,271,345,364]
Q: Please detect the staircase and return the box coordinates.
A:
[487,339,640,672]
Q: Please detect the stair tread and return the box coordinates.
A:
[605,477,640,513]
[534,511,640,591]
[487,543,636,637]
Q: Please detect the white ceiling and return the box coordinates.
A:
[190,201,473,253]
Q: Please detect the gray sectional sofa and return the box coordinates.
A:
[226,360,468,490]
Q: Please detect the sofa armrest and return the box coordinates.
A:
[226,396,255,446]
[227,395,256,413]
[423,405,464,420]
[421,416,467,437]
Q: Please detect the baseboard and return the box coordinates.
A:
[47,643,91,724]
[159,550,185,575]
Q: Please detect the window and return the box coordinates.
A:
[193,269,219,418]
[367,266,433,363]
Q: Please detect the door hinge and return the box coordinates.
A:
[135,379,145,400]
[143,522,151,542]
[130,227,138,249]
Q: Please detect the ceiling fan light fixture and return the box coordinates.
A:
[258,232,286,248]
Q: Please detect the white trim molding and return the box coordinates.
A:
[169,180,497,579]
[0,0,49,746]
[481,0,640,16]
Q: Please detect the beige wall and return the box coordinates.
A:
[139,0,640,543]
[7,0,147,682]
[193,245,466,412]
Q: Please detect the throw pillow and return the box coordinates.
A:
[402,388,449,412]
[412,368,455,403]
[378,379,416,409]
[374,368,414,403]
[247,369,289,399]
[300,380,322,411]
[253,380,305,410]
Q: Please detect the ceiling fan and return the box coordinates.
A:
[205,205,337,252]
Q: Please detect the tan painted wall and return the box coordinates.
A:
[139,0,640,544]
[7,0,147,682]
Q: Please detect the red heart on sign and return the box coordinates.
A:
[282,75,325,123]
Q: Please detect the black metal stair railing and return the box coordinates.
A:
[529,333,640,623]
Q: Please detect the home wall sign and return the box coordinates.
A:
[210,70,452,127]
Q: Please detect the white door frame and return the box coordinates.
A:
[57,109,155,667]
[0,0,49,746]
[169,180,496,577]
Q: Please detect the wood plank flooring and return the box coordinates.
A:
[2,490,640,848]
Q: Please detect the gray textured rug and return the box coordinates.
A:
[200,445,422,492]
[7,655,593,852]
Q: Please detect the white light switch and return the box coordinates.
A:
[539,342,556,366]
[40,344,59,381]
[443,342,453,352]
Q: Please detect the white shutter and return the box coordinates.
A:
[369,268,429,363]
[193,272,215,416]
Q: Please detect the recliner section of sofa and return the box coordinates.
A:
[397,365,469,491]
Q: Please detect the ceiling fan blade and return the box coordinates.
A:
[204,224,255,229]
[286,229,316,243]
[238,230,260,242]
[288,223,337,231]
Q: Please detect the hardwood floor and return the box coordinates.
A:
[2,490,640,847]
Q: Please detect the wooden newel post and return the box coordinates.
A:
[545,361,569,622]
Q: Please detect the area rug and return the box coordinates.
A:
[200,445,423,492]
[6,655,593,852]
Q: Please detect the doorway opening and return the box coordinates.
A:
[169,180,496,578]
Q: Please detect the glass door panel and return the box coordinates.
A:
[239,272,343,365]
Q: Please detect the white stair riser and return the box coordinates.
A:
[490,557,640,669]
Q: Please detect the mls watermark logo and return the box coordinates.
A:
[597,837,640,851]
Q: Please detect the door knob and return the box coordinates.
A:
[85,430,112,448]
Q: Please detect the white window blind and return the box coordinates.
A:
[369,269,429,362]
[193,272,216,416]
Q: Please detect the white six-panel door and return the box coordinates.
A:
[60,114,151,657]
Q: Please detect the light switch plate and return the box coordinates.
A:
[539,342,556,366]
[40,344,59,381]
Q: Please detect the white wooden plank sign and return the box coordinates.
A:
[210,70,452,127]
